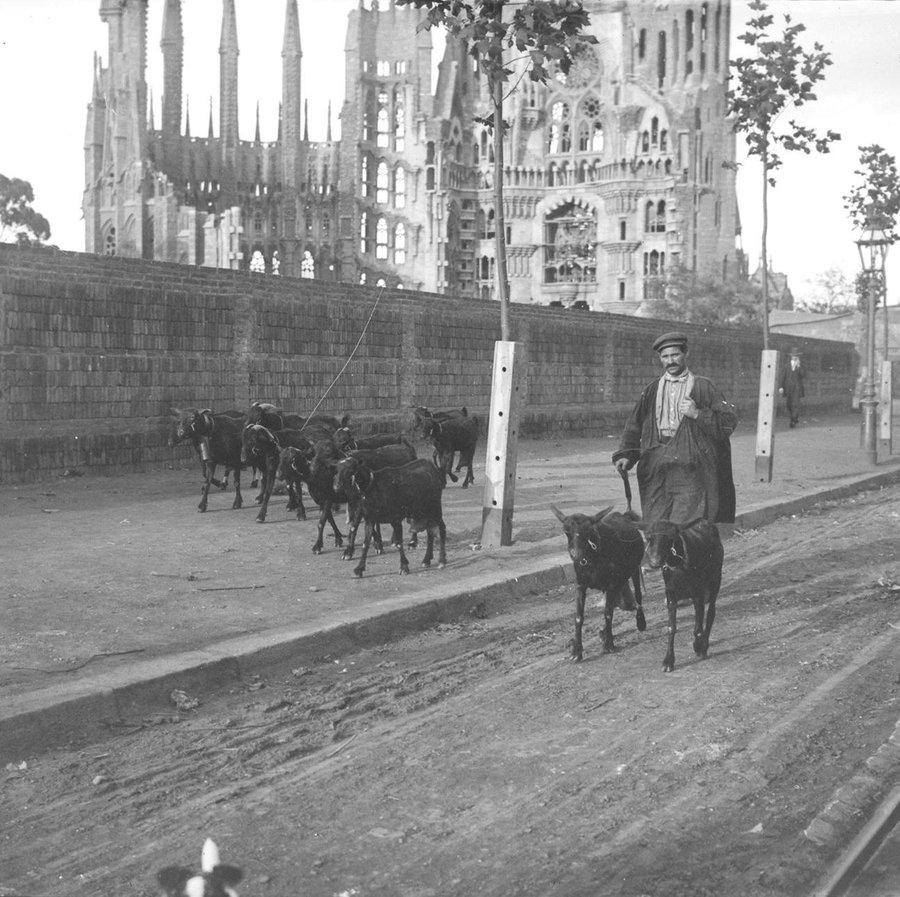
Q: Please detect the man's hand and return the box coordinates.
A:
[679,397,699,419]
[613,457,630,473]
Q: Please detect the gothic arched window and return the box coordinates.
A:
[376,91,390,148]
[393,87,405,152]
[376,161,389,204]
[394,165,406,209]
[394,223,406,265]
[376,216,388,259]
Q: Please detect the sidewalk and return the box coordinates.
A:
[3,413,900,759]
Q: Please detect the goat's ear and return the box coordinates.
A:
[341,414,351,427]
[211,864,244,887]
[156,866,192,891]
[589,505,614,523]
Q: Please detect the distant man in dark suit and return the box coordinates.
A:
[779,349,806,428]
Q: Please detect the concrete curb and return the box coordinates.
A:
[3,464,899,761]
[0,556,571,760]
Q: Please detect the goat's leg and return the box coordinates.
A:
[571,585,587,662]
[231,469,243,510]
[314,502,342,553]
[633,569,647,632]
[692,594,707,657]
[198,471,213,512]
[353,521,373,577]
[696,594,717,659]
[460,451,475,488]
[601,597,615,653]
[436,520,447,568]
[396,521,410,574]
[421,525,434,567]
[663,582,678,673]
[342,505,361,559]
[255,463,275,522]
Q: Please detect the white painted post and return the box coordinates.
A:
[880,360,893,454]
[480,341,524,548]
[755,350,778,482]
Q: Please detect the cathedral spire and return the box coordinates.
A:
[281,0,302,189]
[208,96,215,139]
[327,100,332,143]
[184,96,191,138]
[219,0,240,148]
[255,101,261,143]
[160,0,183,139]
[303,99,309,142]
[148,87,155,131]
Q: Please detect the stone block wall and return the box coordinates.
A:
[0,244,856,482]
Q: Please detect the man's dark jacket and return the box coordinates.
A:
[612,375,737,524]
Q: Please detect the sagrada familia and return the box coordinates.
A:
[83,0,741,312]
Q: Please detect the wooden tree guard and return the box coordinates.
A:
[755,350,778,482]
[480,341,525,548]
[880,360,893,455]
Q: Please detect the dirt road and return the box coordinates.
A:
[3,482,900,897]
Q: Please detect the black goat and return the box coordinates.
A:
[416,407,478,487]
[334,457,446,578]
[157,838,242,897]
[172,408,245,512]
[333,426,414,454]
[170,407,245,490]
[336,441,418,559]
[241,425,313,522]
[642,518,724,673]
[551,504,647,662]
[247,401,345,434]
[282,439,354,554]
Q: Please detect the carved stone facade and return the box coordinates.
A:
[83,0,739,312]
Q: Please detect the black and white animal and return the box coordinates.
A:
[156,838,242,897]
[551,504,647,662]
[171,408,245,512]
[334,456,446,578]
[414,405,479,488]
[642,518,724,673]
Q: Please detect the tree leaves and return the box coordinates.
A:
[0,174,51,246]
[843,144,900,244]
[398,0,596,91]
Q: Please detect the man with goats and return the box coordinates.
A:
[612,332,737,527]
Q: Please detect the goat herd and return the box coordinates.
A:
[169,401,479,578]
[170,401,722,675]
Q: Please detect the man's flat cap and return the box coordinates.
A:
[652,331,689,353]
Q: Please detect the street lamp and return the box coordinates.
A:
[856,217,890,464]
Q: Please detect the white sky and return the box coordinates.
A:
[0,0,898,303]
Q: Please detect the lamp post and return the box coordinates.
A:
[856,218,890,464]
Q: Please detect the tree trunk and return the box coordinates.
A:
[493,77,510,341]
[760,148,770,350]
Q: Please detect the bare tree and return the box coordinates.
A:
[726,0,839,348]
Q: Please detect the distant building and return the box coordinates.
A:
[751,260,795,311]
[83,0,741,310]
